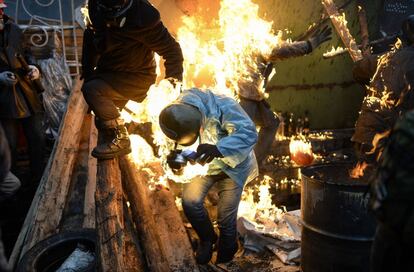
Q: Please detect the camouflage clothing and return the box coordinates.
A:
[370,110,414,272]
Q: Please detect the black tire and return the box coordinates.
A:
[16,229,97,272]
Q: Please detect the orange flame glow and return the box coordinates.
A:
[289,138,314,166]
[349,162,369,179]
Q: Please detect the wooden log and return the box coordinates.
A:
[60,114,93,231]
[356,0,370,57]
[122,200,146,272]
[322,0,363,62]
[83,117,98,229]
[120,157,199,271]
[150,186,199,272]
[119,156,170,272]
[95,158,125,271]
[9,79,88,267]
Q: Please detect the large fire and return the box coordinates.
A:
[177,0,282,97]
[120,0,287,185]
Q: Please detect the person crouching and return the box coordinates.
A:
[159,88,258,264]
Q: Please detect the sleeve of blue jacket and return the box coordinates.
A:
[215,95,258,168]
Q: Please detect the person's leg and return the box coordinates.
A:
[215,176,243,263]
[182,175,217,264]
[370,223,401,272]
[0,228,11,272]
[0,119,18,170]
[182,175,217,241]
[20,114,45,182]
[255,101,279,163]
[82,79,131,159]
[238,97,259,124]
[239,98,279,164]
[82,79,128,121]
[0,172,21,202]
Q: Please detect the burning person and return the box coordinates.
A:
[0,0,45,182]
[237,24,332,167]
[370,109,414,272]
[81,0,183,159]
[352,15,414,161]
[159,88,258,264]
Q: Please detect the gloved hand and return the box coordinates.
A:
[166,149,186,173]
[196,144,223,165]
[27,65,40,80]
[0,71,17,87]
[307,25,332,51]
[166,77,182,90]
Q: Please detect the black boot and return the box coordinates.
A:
[195,234,217,265]
[216,239,239,264]
[92,118,131,160]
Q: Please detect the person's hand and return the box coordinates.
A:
[0,71,17,86]
[308,25,332,50]
[166,149,186,170]
[196,144,223,165]
[27,65,40,80]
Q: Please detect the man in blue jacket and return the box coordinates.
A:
[159,88,258,264]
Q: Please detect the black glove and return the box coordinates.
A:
[166,149,186,170]
[307,25,332,51]
[196,144,223,165]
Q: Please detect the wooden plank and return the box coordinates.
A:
[322,0,363,62]
[60,114,93,231]
[95,158,126,271]
[122,200,146,272]
[9,79,87,268]
[83,117,97,229]
[150,186,200,272]
[119,156,170,272]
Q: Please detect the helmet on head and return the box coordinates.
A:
[159,103,202,146]
[402,15,414,45]
[0,0,7,9]
[97,0,133,19]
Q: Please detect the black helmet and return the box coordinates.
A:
[159,103,202,146]
[402,15,414,45]
[97,0,133,19]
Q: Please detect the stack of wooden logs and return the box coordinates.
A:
[9,79,199,271]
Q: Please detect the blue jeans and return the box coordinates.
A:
[182,173,243,249]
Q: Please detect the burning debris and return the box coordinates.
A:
[289,137,314,167]
[349,161,369,179]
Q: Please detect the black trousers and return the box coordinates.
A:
[82,79,132,121]
[1,114,45,182]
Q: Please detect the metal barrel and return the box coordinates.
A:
[300,163,377,272]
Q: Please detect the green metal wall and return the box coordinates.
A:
[256,0,381,129]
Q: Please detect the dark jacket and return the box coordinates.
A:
[82,0,184,102]
[0,17,43,119]
[352,46,414,145]
[0,124,10,184]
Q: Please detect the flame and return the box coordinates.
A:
[238,176,285,223]
[177,0,282,97]
[119,0,290,185]
[80,5,91,27]
[323,46,346,58]
[349,161,368,179]
[289,137,314,166]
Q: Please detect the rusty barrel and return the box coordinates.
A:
[300,163,376,272]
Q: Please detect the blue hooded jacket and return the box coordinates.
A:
[176,88,258,187]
